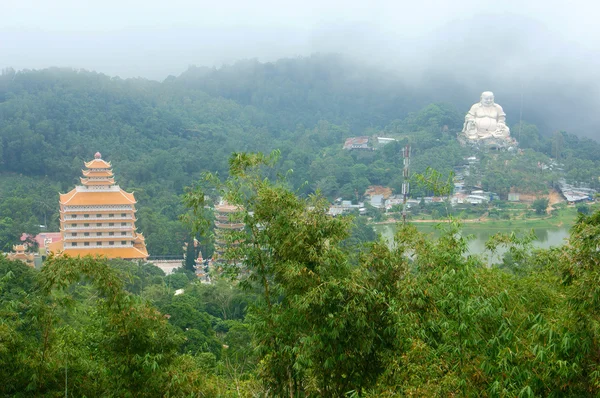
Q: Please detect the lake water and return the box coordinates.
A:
[374,223,570,261]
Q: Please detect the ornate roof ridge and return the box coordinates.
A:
[84,158,112,169]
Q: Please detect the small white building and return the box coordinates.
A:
[328,200,363,216]
[467,195,489,205]
[376,137,396,145]
[328,206,345,216]
[370,195,384,208]
[385,198,403,211]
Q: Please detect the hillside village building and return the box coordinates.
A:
[20,232,62,255]
[343,136,371,150]
[48,152,148,259]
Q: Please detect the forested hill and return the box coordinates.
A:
[174,54,427,131]
[1,55,425,183]
[172,53,600,140]
[1,55,599,255]
[0,67,267,183]
[0,56,464,255]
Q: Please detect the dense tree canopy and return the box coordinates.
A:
[180,153,600,396]
[0,148,599,395]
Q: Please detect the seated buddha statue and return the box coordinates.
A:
[462,91,510,140]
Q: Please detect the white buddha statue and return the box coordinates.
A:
[462,91,510,141]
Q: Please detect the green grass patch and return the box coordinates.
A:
[410,205,593,232]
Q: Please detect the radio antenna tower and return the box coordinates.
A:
[402,144,411,225]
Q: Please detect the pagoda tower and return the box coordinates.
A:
[49,152,149,259]
[213,201,244,262]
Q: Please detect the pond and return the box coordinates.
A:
[374,223,570,261]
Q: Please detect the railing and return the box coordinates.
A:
[62,216,135,221]
[215,214,243,221]
[214,221,245,229]
[63,205,133,212]
[63,225,133,231]
[63,235,134,241]
[61,209,135,214]
[64,244,135,249]
[148,256,185,261]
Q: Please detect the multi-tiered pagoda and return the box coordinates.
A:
[49,152,148,259]
[213,201,244,262]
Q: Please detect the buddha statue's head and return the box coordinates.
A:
[480,91,495,107]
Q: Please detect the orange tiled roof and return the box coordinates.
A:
[59,189,78,204]
[48,239,148,259]
[60,190,136,206]
[60,209,135,214]
[84,159,112,169]
[46,239,64,254]
[82,169,113,177]
[215,203,244,213]
[80,177,116,185]
[63,247,148,259]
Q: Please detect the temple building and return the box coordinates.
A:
[7,244,36,268]
[48,152,149,259]
[213,201,245,262]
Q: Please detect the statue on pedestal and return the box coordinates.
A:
[461,91,515,148]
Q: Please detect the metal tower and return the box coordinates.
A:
[402,144,411,225]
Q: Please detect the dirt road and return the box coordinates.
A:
[547,189,564,214]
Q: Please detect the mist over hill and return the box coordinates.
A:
[174,54,423,132]
[5,11,599,139]
[402,14,600,139]
[178,41,597,140]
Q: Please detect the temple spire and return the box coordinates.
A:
[81,152,115,187]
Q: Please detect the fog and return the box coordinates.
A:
[3,0,600,138]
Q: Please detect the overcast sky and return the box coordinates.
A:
[2,0,599,80]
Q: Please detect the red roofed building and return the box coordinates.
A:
[48,152,148,259]
[343,136,371,150]
[21,232,62,254]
